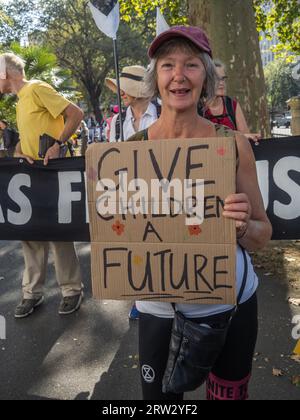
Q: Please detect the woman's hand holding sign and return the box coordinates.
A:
[223,193,252,239]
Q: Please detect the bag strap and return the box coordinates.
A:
[151,98,162,118]
[237,247,248,305]
[115,110,127,140]
[224,96,237,129]
[197,102,205,117]
[142,128,149,140]
[227,247,249,321]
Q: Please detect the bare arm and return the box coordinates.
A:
[14,141,34,164]
[59,103,84,143]
[44,103,84,165]
[235,102,250,133]
[235,102,261,142]
[14,141,22,155]
[223,133,272,251]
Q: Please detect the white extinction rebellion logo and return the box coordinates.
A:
[142,365,155,383]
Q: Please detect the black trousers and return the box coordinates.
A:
[139,293,258,400]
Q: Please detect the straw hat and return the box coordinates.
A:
[105,65,149,99]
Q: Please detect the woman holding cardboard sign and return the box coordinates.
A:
[128,26,272,400]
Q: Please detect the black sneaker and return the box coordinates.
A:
[58,293,83,315]
[14,296,44,319]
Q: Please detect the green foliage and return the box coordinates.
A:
[254,0,300,56]
[120,0,187,33]
[122,1,299,56]
[264,59,299,111]
[0,0,41,45]
[0,6,12,27]
[2,0,299,122]
[0,95,17,127]
[37,0,151,119]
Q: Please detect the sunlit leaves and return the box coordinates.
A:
[264,59,299,111]
[254,0,300,55]
[119,0,187,35]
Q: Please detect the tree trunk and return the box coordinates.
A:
[89,92,102,124]
[188,0,270,136]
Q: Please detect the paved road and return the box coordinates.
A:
[0,241,299,400]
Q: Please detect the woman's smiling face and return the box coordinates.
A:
[156,49,206,112]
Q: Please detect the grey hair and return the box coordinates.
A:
[214,59,226,71]
[2,53,25,77]
[144,38,218,103]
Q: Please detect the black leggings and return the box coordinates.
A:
[139,293,258,400]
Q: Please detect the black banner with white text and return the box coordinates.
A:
[252,136,300,240]
[0,136,299,241]
[0,157,90,241]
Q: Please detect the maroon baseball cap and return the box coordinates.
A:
[148,26,212,59]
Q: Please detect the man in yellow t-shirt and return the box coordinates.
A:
[0,52,84,318]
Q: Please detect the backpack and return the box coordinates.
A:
[115,99,162,141]
[223,96,237,129]
[198,96,237,129]
[3,128,19,149]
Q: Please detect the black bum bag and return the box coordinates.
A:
[162,247,248,394]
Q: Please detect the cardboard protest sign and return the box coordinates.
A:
[87,137,237,304]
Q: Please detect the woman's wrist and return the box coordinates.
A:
[237,223,249,240]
